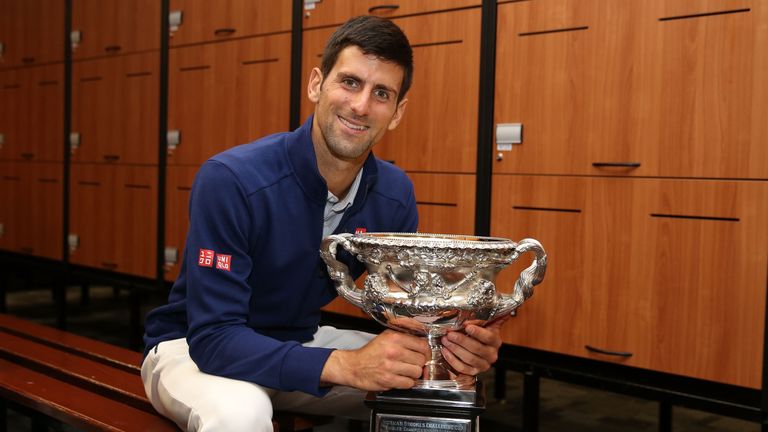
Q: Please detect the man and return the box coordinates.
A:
[142,16,506,431]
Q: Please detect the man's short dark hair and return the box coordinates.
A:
[320,16,413,102]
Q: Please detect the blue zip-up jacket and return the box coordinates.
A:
[143,116,418,397]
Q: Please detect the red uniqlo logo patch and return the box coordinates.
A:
[355,227,367,234]
[216,254,232,272]
[198,249,214,267]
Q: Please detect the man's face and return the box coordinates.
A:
[308,46,408,162]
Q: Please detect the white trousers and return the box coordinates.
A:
[141,326,375,432]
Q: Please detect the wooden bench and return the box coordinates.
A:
[0,313,332,431]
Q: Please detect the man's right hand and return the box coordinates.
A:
[320,330,430,391]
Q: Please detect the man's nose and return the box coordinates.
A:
[348,91,371,116]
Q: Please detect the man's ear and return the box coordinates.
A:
[307,67,323,103]
[387,98,409,131]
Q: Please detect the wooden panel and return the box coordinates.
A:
[639,0,766,178]
[164,165,197,282]
[302,0,481,29]
[169,0,292,45]
[302,9,481,173]
[24,162,63,260]
[491,174,590,357]
[69,163,117,270]
[114,165,157,278]
[0,162,23,252]
[168,33,291,167]
[642,179,768,388]
[0,69,25,161]
[0,0,64,67]
[410,173,475,235]
[494,0,767,179]
[25,64,64,161]
[492,174,768,388]
[71,52,159,165]
[72,0,160,59]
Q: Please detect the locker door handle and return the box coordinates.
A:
[585,345,633,358]
[103,154,120,162]
[105,45,122,53]
[21,153,34,160]
[368,5,399,13]
[214,28,236,37]
[22,57,35,64]
[101,262,118,270]
[592,162,641,168]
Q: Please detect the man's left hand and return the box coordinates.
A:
[440,316,509,376]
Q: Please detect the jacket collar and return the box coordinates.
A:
[286,115,379,207]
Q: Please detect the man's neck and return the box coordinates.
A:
[312,125,367,200]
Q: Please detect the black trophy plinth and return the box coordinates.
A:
[365,380,486,432]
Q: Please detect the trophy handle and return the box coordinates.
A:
[319,233,364,308]
[494,238,547,318]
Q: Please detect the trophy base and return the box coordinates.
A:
[365,381,485,432]
[413,374,476,391]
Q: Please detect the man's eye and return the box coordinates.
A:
[341,78,358,88]
[374,89,390,101]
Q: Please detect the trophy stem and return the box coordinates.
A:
[422,332,451,381]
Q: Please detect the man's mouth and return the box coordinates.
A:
[338,115,369,132]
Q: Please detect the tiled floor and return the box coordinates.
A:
[3,285,760,431]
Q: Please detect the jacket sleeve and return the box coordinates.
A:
[183,160,333,396]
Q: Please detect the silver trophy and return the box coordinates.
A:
[320,232,547,392]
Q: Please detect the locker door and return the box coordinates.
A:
[17,0,65,66]
[27,64,64,162]
[23,162,63,259]
[164,166,197,282]
[72,53,159,164]
[169,0,292,45]
[114,165,157,278]
[0,69,27,161]
[69,164,117,270]
[410,173,475,235]
[0,162,23,251]
[72,0,160,59]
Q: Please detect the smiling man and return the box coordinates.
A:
[140,16,505,431]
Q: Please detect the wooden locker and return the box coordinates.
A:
[0,0,64,67]
[302,0,481,29]
[410,173,475,235]
[113,165,157,279]
[71,52,159,165]
[23,162,63,260]
[167,33,291,167]
[25,64,64,162]
[168,0,292,46]
[69,163,117,271]
[72,0,160,59]
[0,162,23,252]
[0,68,27,161]
[164,165,197,282]
[641,179,768,388]
[494,0,767,179]
[491,174,591,359]
[301,8,481,173]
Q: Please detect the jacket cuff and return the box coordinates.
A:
[280,345,335,396]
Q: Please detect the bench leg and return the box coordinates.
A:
[53,283,67,330]
[494,364,507,401]
[130,287,143,351]
[0,272,6,314]
[522,370,540,432]
[658,402,673,432]
[1,399,6,432]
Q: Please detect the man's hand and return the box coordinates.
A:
[440,316,509,376]
[320,330,431,391]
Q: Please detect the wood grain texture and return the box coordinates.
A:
[72,0,160,59]
[0,0,64,67]
[169,0,292,46]
[301,0,481,29]
[164,165,197,282]
[167,33,290,167]
[494,0,767,179]
[491,174,768,388]
[71,52,159,165]
[410,172,475,235]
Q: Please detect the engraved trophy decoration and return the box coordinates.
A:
[320,232,547,432]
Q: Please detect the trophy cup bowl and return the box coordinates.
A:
[320,232,547,392]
